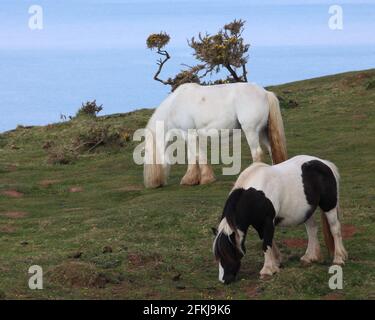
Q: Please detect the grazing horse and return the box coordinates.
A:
[213,155,348,284]
[144,82,287,188]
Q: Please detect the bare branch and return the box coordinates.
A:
[197,65,215,79]
[225,64,241,82]
[242,64,248,82]
[153,49,172,85]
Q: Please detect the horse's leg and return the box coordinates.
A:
[243,128,263,163]
[259,218,280,278]
[180,164,200,185]
[180,134,200,186]
[324,208,348,265]
[272,240,282,267]
[199,164,215,185]
[260,128,272,161]
[194,130,216,185]
[301,216,321,264]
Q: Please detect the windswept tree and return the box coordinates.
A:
[147,32,203,91]
[146,19,250,91]
[189,19,249,83]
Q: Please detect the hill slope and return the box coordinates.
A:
[0,69,374,299]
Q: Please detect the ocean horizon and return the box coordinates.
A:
[1,44,374,133]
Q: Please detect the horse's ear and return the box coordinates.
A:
[211,227,218,236]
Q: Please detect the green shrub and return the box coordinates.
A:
[278,96,299,109]
[76,100,103,118]
[44,118,131,164]
[366,79,375,90]
[47,146,77,165]
[72,121,123,152]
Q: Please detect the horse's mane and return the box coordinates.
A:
[213,188,245,262]
[221,188,244,231]
[214,231,241,263]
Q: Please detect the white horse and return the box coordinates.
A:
[213,155,347,284]
[144,82,287,188]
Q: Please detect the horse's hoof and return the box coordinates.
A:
[300,253,321,265]
[259,264,279,279]
[200,177,216,185]
[333,257,345,266]
[260,273,273,280]
[180,175,200,186]
[300,260,313,267]
[180,180,200,186]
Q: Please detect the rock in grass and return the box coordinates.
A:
[68,251,83,259]
[102,246,113,254]
[172,273,181,282]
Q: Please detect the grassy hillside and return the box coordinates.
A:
[0,69,374,299]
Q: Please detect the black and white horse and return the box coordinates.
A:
[213,155,348,284]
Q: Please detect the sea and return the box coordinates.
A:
[0,44,374,132]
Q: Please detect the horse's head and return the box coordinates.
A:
[213,219,245,284]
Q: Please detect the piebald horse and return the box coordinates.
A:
[144,82,287,188]
[213,155,348,284]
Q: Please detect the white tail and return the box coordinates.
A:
[143,129,167,188]
[267,91,288,164]
[321,211,335,256]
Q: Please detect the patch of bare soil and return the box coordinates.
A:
[323,292,344,300]
[341,224,357,239]
[352,114,368,120]
[0,224,17,233]
[62,208,85,212]
[282,238,307,248]
[245,284,262,298]
[69,187,84,193]
[116,185,143,192]
[7,164,18,171]
[1,190,24,198]
[127,253,163,268]
[1,211,29,219]
[109,281,131,298]
[39,179,60,187]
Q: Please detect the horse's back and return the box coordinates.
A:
[152,82,270,130]
[233,155,339,225]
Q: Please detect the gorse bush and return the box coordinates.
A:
[366,79,375,90]
[76,100,103,118]
[45,118,133,165]
[72,121,123,152]
[147,19,250,91]
[47,145,78,165]
[278,96,299,109]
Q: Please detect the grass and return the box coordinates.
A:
[0,69,374,300]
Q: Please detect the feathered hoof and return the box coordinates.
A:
[300,254,321,265]
[259,265,280,279]
[333,247,348,265]
[260,273,273,280]
[333,257,346,266]
[200,176,216,185]
[180,175,200,186]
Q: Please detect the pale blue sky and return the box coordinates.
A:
[0,0,374,49]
